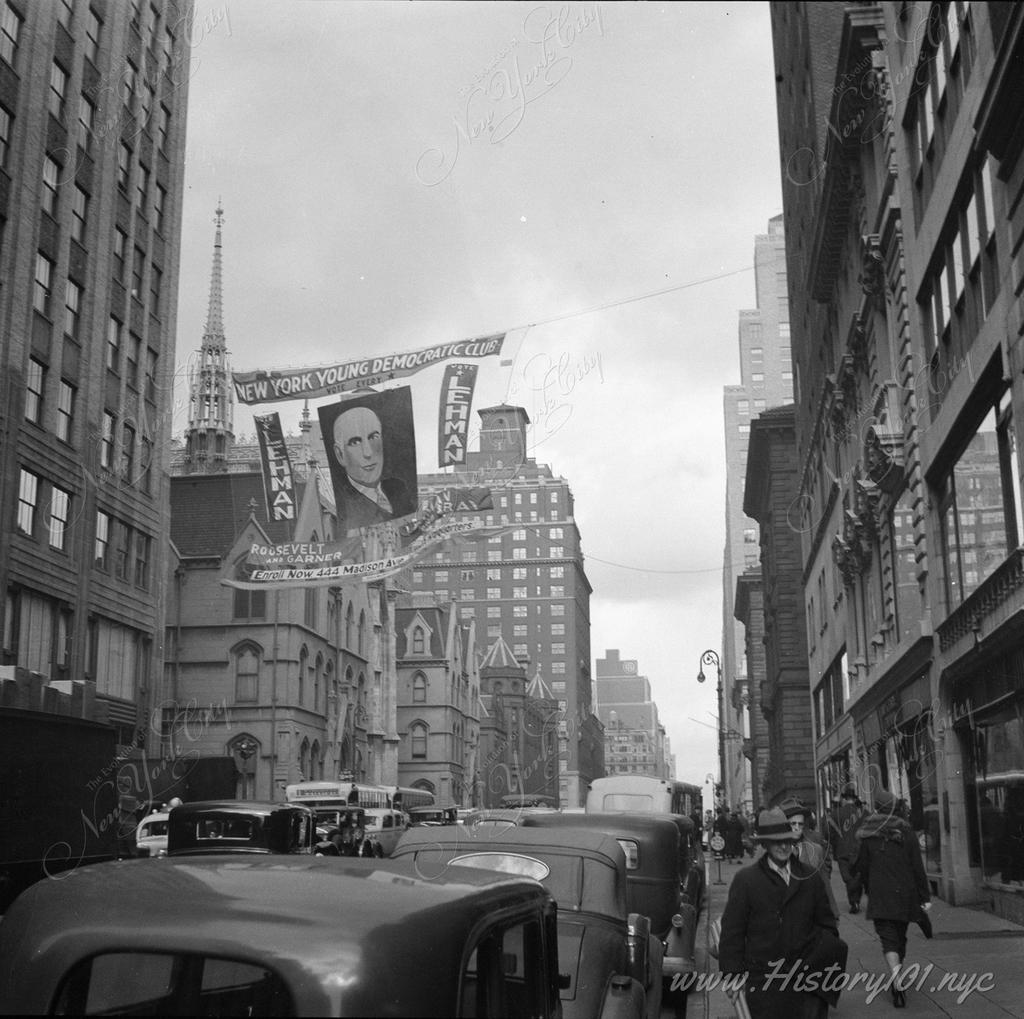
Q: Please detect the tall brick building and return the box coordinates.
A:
[0,2,192,752]
[742,405,814,808]
[770,2,1024,919]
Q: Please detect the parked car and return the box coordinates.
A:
[523,811,702,1016]
[393,824,657,1019]
[133,810,169,858]
[167,801,316,856]
[407,805,459,826]
[0,856,564,1016]
[361,807,408,856]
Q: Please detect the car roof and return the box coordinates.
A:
[171,800,308,815]
[393,825,629,917]
[523,810,681,841]
[0,857,553,1016]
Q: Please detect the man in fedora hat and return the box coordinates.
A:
[828,784,864,914]
[779,797,840,921]
[719,806,845,1018]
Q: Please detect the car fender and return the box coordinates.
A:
[599,975,645,1019]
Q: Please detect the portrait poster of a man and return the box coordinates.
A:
[318,388,418,536]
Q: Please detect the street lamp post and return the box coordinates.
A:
[697,649,725,810]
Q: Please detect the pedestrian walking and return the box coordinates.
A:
[829,784,864,913]
[852,789,931,1008]
[779,798,840,921]
[726,810,746,863]
[719,806,847,1019]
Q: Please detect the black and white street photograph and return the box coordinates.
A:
[1,1,1024,1015]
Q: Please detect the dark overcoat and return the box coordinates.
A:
[719,853,838,981]
[852,815,930,922]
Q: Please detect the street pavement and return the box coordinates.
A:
[689,851,1024,1018]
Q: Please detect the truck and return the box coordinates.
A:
[0,708,120,912]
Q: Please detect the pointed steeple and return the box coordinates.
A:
[184,202,235,473]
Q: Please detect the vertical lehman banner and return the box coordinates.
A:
[438,363,478,467]
[254,413,296,522]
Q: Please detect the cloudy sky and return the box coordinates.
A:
[172,0,784,788]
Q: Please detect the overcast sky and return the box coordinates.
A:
[172,0,785,790]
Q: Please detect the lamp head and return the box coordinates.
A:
[697,670,706,684]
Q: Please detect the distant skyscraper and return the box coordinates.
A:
[0,1,193,744]
[721,216,792,810]
[410,405,604,807]
[594,649,668,778]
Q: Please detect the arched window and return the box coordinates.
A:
[234,644,260,703]
[410,722,428,759]
[412,627,425,654]
[299,737,310,779]
[413,672,427,703]
[298,646,308,706]
[357,674,366,726]
[311,740,321,780]
[358,610,366,655]
[345,602,354,648]
[314,652,323,713]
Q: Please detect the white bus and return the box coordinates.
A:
[285,781,436,813]
[586,776,702,818]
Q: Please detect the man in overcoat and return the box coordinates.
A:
[719,806,846,1019]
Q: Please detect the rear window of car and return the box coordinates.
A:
[139,821,168,838]
[52,951,294,1016]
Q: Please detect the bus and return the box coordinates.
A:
[285,781,436,815]
[586,776,702,819]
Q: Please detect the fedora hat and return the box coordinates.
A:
[874,788,898,810]
[778,797,806,819]
[755,806,796,842]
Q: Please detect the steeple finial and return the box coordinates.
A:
[204,201,225,341]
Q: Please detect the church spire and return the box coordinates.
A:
[184,201,235,473]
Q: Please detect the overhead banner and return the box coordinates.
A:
[317,388,418,537]
[438,363,478,467]
[254,412,296,522]
[233,332,506,405]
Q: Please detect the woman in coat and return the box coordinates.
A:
[719,806,844,1018]
[853,789,931,1008]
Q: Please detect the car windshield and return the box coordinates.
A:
[140,821,168,838]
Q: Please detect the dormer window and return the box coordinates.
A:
[412,627,425,654]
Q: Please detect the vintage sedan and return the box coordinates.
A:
[166,800,316,856]
[523,811,702,1017]
[133,810,169,858]
[393,824,659,1019]
[0,856,564,1017]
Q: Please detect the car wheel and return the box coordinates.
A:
[373,842,384,858]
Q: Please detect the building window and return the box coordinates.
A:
[139,436,153,494]
[411,722,427,758]
[737,400,749,415]
[154,183,166,233]
[513,644,528,657]
[56,381,74,443]
[0,104,10,168]
[34,254,53,316]
[17,469,39,535]
[114,228,127,279]
[85,8,101,63]
[64,279,81,339]
[513,624,527,638]
[551,643,565,656]
[487,606,501,618]
[144,349,158,402]
[107,318,121,371]
[413,673,426,703]
[513,586,527,599]
[70,186,88,243]
[49,486,71,550]
[156,105,169,152]
[750,346,763,360]
[551,623,565,636]
[131,247,145,299]
[550,566,564,578]
[550,546,564,558]
[751,372,764,383]
[551,662,566,674]
[512,529,526,541]
[513,547,526,560]
[550,526,564,539]
[550,585,564,598]
[25,358,45,424]
[513,567,527,580]
[487,550,501,562]
[135,164,149,217]
[487,587,500,600]
[121,423,135,481]
[100,411,115,468]
[49,62,68,119]
[486,568,501,581]
[551,604,565,617]
[1,3,21,66]
[42,156,60,214]
[126,335,140,390]
[78,94,95,152]
[488,623,502,638]
[235,646,259,702]
[939,393,1022,609]
[117,142,131,189]
[95,510,110,568]
[513,605,527,617]
[460,588,473,600]
[233,586,266,620]
[412,627,425,654]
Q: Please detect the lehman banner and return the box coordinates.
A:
[233,333,506,405]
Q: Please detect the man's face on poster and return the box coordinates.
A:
[334,407,384,487]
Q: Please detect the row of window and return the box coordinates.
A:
[95,509,152,588]
[415,566,566,583]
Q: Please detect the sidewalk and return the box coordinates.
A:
[690,853,1024,1018]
